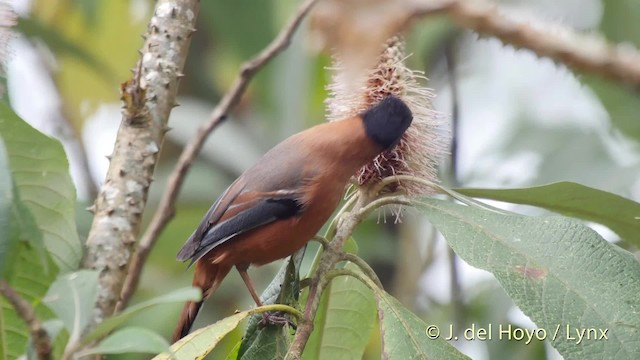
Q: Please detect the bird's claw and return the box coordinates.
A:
[258,311,297,330]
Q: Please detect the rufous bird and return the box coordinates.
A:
[173,96,413,341]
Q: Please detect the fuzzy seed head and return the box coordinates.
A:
[327,36,447,196]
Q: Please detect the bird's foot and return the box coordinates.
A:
[259,311,297,330]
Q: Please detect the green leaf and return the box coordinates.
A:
[0,103,81,272]
[0,177,54,360]
[457,182,640,246]
[43,270,99,345]
[8,187,48,273]
[377,291,469,360]
[0,135,13,278]
[238,325,291,360]
[416,198,640,359]
[0,245,58,360]
[82,287,202,345]
[302,263,377,360]
[305,263,467,360]
[78,327,170,356]
[0,141,55,360]
[225,342,242,360]
[153,311,251,360]
[0,132,47,280]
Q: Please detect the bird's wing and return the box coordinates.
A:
[176,177,246,262]
[183,190,303,268]
[177,185,304,267]
[176,135,315,266]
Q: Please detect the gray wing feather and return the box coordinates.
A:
[182,197,302,268]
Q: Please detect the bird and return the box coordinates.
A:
[173,95,413,342]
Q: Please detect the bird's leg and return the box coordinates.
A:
[236,265,296,329]
[237,265,263,306]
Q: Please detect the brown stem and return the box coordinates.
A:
[285,194,368,360]
[0,280,52,360]
[340,252,383,289]
[82,0,200,330]
[116,0,321,313]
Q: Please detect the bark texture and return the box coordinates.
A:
[83,0,200,328]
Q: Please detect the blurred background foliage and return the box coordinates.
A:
[5,0,639,359]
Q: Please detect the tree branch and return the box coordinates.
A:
[82,0,200,329]
[0,280,52,360]
[285,194,368,360]
[411,0,640,87]
[116,0,320,312]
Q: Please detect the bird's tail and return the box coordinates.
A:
[172,262,231,343]
[173,298,204,342]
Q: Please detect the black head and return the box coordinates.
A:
[361,96,413,149]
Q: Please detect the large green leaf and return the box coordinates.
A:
[457,182,640,246]
[0,137,56,360]
[153,311,251,360]
[377,290,469,360]
[0,134,47,279]
[416,198,640,359]
[300,263,468,360]
[301,263,377,360]
[0,103,81,271]
[43,270,99,346]
[0,244,58,360]
[238,325,291,360]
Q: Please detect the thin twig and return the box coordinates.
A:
[359,194,412,216]
[325,268,380,293]
[249,304,304,320]
[410,0,640,87]
[340,253,383,289]
[116,0,321,312]
[311,235,330,249]
[0,280,52,360]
